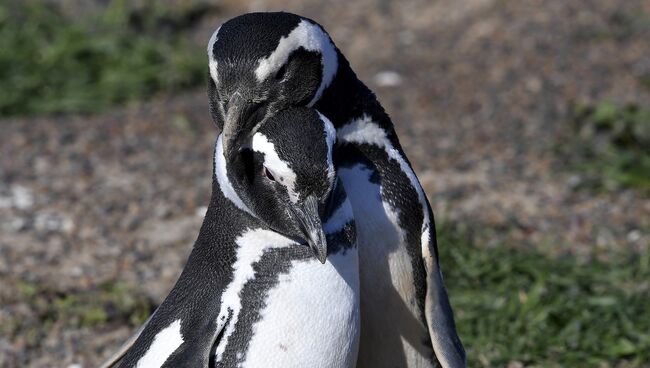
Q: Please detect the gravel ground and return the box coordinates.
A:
[1,0,649,366]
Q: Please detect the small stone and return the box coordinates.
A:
[14,186,33,209]
[567,175,582,189]
[68,266,84,277]
[627,230,641,243]
[0,185,34,210]
[34,212,75,233]
[374,71,403,87]
[5,217,27,232]
[525,76,542,93]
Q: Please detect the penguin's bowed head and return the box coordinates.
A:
[207,12,338,161]
[227,107,337,263]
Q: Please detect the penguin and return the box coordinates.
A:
[206,12,466,368]
[113,107,359,368]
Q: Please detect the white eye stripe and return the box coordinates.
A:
[254,20,338,107]
[207,26,220,56]
[207,26,221,84]
[251,132,299,203]
[317,111,337,184]
[214,135,254,215]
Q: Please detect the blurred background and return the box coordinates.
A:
[0,0,648,366]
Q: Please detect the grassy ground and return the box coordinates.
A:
[439,223,650,367]
[3,281,153,351]
[560,102,650,195]
[0,1,209,116]
[5,223,648,366]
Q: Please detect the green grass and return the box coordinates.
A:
[559,102,650,194]
[0,1,211,117]
[5,281,153,347]
[439,223,650,367]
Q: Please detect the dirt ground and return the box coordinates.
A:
[1,0,649,366]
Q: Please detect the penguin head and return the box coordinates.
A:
[207,12,338,162]
[227,107,336,263]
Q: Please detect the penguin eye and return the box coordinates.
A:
[263,166,276,182]
[275,65,287,81]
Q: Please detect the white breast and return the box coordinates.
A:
[241,250,360,368]
[338,164,433,368]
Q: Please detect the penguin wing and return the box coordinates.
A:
[98,316,151,368]
[109,248,234,367]
[98,315,216,368]
[421,203,467,368]
[112,288,227,368]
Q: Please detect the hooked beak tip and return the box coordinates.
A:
[306,225,328,264]
[315,246,327,264]
[295,195,328,264]
[309,241,327,264]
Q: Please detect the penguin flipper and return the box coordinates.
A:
[421,205,466,368]
[98,315,151,368]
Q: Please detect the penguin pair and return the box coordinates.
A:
[116,108,360,367]
[105,11,465,368]
[206,12,466,368]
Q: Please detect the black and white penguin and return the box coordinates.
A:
[206,12,466,368]
[115,108,359,367]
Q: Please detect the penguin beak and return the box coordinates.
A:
[291,195,328,264]
[222,94,266,161]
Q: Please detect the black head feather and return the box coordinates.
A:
[207,12,338,159]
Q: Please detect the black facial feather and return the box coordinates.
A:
[210,12,302,65]
[226,107,334,241]
[207,12,330,135]
[282,49,323,106]
[259,108,331,198]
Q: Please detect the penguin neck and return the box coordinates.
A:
[314,50,393,134]
[190,135,264,253]
[212,134,256,218]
